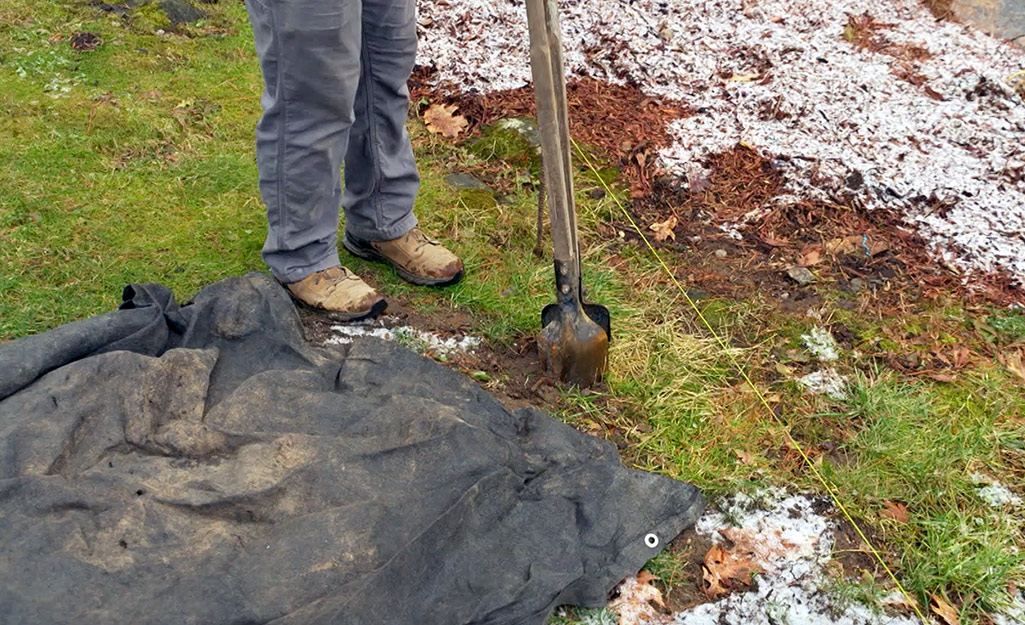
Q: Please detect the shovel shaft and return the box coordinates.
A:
[526,0,579,291]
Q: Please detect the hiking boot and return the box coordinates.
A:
[343,228,464,287]
[283,265,387,322]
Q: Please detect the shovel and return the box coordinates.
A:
[526,0,611,387]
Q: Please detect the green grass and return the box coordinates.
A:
[1,2,1024,623]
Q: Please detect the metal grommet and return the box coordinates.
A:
[644,533,659,548]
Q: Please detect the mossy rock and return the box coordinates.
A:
[468,118,540,172]
[113,0,205,31]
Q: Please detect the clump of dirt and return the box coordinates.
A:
[411,68,691,196]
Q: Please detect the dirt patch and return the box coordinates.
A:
[659,528,716,612]
[831,515,894,582]
[300,299,565,410]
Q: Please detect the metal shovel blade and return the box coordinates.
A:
[539,300,609,388]
[542,300,611,341]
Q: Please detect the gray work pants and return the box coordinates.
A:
[246,0,420,283]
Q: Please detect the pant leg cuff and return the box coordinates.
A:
[345,212,418,243]
[270,251,341,284]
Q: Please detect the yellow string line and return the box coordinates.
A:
[571,139,929,624]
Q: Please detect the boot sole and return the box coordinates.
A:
[343,232,464,288]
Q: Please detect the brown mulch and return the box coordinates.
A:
[410,66,691,197]
[411,64,1023,309]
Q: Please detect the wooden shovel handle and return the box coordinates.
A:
[526,0,580,292]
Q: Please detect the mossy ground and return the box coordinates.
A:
[1,2,1023,622]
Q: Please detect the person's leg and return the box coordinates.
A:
[340,0,420,241]
[246,0,362,284]
[340,0,464,287]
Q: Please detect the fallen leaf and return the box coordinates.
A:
[720,526,795,563]
[734,450,756,465]
[702,545,760,598]
[423,103,468,138]
[649,215,678,242]
[880,501,910,524]
[929,593,960,625]
[825,235,862,255]
[825,234,888,257]
[609,574,669,625]
[798,248,823,266]
[997,350,1025,384]
[950,346,972,368]
[927,372,957,383]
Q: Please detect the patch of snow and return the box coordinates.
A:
[803,326,842,362]
[417,0,1025,288]
[970,472,1023,507]
[664,488,920,625]
[992,590,1025,625]
[327,323,482,358]
[798,368,849,400]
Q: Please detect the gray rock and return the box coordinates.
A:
[713,249,727,259]
[786,266,815,286]
[444,172,493,192]
[160,0,205,24]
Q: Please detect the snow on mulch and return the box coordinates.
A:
[669,489,916,625]
[416,0,1025,286]
[608,488,918,625]
[326,322,482,358]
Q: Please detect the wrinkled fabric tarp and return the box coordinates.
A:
[0,273,703,625]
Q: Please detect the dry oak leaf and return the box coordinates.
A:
[423,103,468,138]
[929,593,960,625]
[702,545,760,598]
[649,215,678,242]
[734,450,757,466]
[825,234,889,257]
[997,350,1025,384]
[880,501,910,524]
[798,247,823,267]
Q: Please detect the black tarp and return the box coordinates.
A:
[0,273,703,625]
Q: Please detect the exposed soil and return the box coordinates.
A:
[300,299,566,412]
[659,529,717,612]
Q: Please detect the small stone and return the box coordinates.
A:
[587,188,606,200]
[849,277,866,292]
[714,249,727,259]
[445,172,493,192]
[786,266,815,286]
